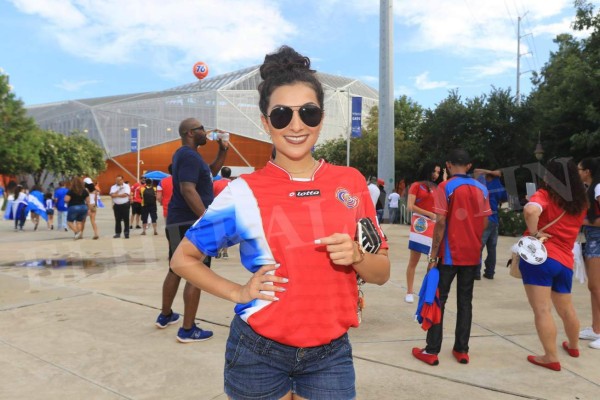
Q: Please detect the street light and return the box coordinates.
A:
[534,132,544,161]
[137,123,148,182]
[534,131,544,186]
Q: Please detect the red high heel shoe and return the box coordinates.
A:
[527,355,561,371]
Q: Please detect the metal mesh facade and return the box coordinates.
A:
[27,66,379,159]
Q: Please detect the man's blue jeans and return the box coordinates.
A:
[388,207,399,224]
[477,221,499,277]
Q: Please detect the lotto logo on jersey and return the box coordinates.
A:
[335,187,359,209]
[290,189,321,198]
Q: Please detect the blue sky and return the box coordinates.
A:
[0,0,596,110]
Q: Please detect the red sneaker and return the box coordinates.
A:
[452,350,469,364]
[412,347,439,366]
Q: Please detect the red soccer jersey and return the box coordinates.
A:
[186,160,388,347]
[408,181,435,213]
[433,174,492,266]
[131,182,142,203]
[525,189,586,268]
[157,176,173,218]
[213,178,231,198]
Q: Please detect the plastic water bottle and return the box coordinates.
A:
[207,130,230,141]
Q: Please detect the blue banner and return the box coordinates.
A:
[131,128,138,152]
[351,97,362,138]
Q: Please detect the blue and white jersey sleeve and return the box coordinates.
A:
[185,178,275,273]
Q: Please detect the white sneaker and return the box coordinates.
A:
[405,293,414,303]
[579,327,600,340]
[589,337,600,349]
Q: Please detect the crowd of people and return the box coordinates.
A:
[2,44,599,399]
[2,178,98,238]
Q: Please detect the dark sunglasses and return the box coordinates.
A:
[191,125,204,132]
[266,104,323,129]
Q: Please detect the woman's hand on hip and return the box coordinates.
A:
[236,264,288,304]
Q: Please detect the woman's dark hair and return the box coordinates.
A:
[14,185,23,197]
[44,191,53,200]
[258,45,324,116]
[70,177,85,195]
[541,158,588,215]
[580,157,600,223]
[415,161,442,191]
[85,182,96,192]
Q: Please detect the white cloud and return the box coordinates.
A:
[393,0,573,56]
[9,0,296,79]
[414,72,450,90]
[394,84,413,97]
[54,79,100,92]
[466,59,515,78]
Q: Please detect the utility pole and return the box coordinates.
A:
[516,12,532,105]
[378,0,394,197]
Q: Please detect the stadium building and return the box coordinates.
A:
[26,66,378,192]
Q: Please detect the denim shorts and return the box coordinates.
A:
[224,315,356,400]
[67,205,88,222]
[520,257,573,293]
[584,226,600,258]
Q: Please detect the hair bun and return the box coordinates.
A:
[260,45,313,80]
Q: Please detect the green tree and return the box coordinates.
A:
[419,88,536,170]
[314,96,425,182]
[528,1,600,159]
[60,131,107,179]
[28,129,106,185]
[0,71,40,176]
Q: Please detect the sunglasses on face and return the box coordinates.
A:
[266,104,323,129]
[191,126,204,132]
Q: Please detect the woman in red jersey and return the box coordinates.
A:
[521,158,588,371]
[171,46,390,400]
[404,161,441,303]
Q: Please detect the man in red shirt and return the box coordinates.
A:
[212,166,232,198]
[157,164,173,219]
[413,149,491,366]
[212,166,232,259]
[129,178,144,229]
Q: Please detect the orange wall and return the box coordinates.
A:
[97,133,273,194]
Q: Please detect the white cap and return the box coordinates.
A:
[83,177,93,184]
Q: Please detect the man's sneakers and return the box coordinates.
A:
[177,324,213,343]
[404,293,414,303]
[452,350,469,364]
[412,348,439,365]
[579,326,600,341]
[155,311,181,329]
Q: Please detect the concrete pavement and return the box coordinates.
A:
[0,200,598,399]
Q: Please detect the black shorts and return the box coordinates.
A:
[131,202,142,215]
[165,222,211,270]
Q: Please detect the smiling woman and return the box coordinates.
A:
[169,45,390,400]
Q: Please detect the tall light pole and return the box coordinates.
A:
[534,131,544,186]
[137,123,148,182]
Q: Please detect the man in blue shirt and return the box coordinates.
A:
[474,169,508,279]
[53,181,69,232]
[156,117,229,342]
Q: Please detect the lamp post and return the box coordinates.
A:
[137,123,148,182]
[534,132,544,186]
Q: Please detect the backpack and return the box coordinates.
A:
[143,186,156,206]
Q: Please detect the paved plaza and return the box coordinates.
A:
[1,200,599,399]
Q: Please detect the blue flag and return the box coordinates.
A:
[351,97,362,138]
[26,194,48,221]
